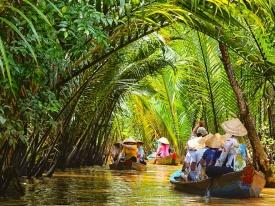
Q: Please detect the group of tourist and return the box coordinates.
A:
[110,117,248,183]
[110,138,146,165]
[180,118,248,181]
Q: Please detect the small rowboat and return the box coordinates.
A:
[153,154,181,165]
[170,166,266,198]
[109,161,146,171]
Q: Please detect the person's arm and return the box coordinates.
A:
[192,121,204,136]
[192,124,200,136]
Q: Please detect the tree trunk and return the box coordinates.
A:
[219,42,271,178]
[267,85,275,139]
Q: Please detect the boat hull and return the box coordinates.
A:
[150,154,181,165]
[170,166,266,198]
[109,161,146,171]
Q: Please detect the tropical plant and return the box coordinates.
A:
[0,0,275,195]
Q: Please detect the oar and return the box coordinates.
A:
[204,178,213,203]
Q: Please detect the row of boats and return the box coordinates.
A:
[109,158,266,198]
[109,155,180,170]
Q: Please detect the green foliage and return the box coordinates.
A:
[0,0,274,181]
[112,28,239,154]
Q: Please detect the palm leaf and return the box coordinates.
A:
[5,5,41,45]
[0,17,37,63]
[23,0,52,26]
[0,37,11,85]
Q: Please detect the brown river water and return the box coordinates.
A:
[0,164,274,205]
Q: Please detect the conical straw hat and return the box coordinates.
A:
[157,137,169,145]
[187,135,208,150]
[205,133,225,149]
[221,118,247,137]
[123,137,137,144]
[136,140,144,144]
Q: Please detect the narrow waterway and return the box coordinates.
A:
[0,164,274,205]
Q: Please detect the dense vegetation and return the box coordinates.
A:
[0,0,274,194]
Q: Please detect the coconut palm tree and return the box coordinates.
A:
[1,0,275,194]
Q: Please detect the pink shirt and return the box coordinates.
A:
[157,144,170,158]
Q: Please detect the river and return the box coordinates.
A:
[0,164,274,205]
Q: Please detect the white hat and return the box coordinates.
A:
[157,137,169,145]
[187,136,208,150]
[205,133,225,149]
[196,127,208,136]
[123,137,137,144]
[221,118,247,137]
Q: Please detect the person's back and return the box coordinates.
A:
[233,143,247,171]
[202,148,221,167]
[208,119,248,178]
[155,137,170,158]
[122,144,138,160]
[157,143,170,158]
[119,138,138,162]
[183,126,208,174]
[215,135,239,167]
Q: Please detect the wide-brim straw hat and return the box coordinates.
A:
[187,135,208,150]
[221,118,248,137]
[157,137,169,145]
[123,137,137,144]
[205,133,225,149]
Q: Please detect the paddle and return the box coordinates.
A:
[204,178,213,202]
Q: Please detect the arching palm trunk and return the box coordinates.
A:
[219,43,271,178]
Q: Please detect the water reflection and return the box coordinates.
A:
[0,164,274,205]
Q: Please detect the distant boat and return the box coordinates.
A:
[148,154,181,165]
[109,161,146,171]
[170,166,266,198]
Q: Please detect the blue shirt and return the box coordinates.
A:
[202,148,221,167]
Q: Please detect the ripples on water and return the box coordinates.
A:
[0,164,274,205]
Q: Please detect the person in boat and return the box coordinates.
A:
[137,140,146,165]
[206,118,248,178]
[154,137,170,163]
[191,120,205,139]
[183,132,209,181]
[111,141,122,163]
[182,125,208,174]
[199,133,224,179]
[118,137,138,164]
[169,148,178,165]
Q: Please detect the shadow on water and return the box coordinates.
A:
[0,164,274,205]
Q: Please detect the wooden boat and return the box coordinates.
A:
[132,162,146,171]
[109,161,146,171]
[170,166,266,198]
[154,154,181,165]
